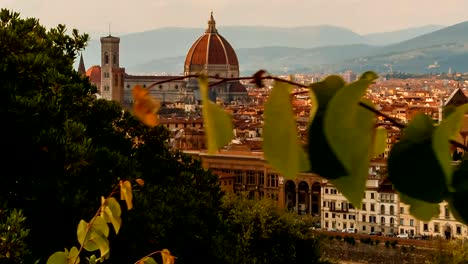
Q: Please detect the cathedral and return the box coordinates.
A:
[79,12,249,108]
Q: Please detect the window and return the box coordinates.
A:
[343,214,347,219]
[332,213,335,219]
[104,52,109,64]
[371,192,375,199]
[247,170,255,185]
[400,219,404,225]
[323,201,327,207]
[400,207,404,214]
[330,201,336,211]
[325,221,329,228]
[434,223,440,233]
[175,85,179,89]
[457,225,462,235]
[362,215,366,222]
[259,173,265,185]
[410,219,414,227]
[235,170,243,184]
[380,204,385,214]
[325,188,329,194]
[362,203,367,211]
[370,203,375,212]
[390,218,394,226]
[126,84,130,89]
[363,226,366,231]
[445,206,450,219]
[325,213,328,218]
[390,205,394,215]
[267,174,278,187]
[381,217,385,224]
[423,224,428,232]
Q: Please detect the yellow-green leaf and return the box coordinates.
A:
[100,196,122,234]
[138,257,158,264]
[68,247,80,264]
[120,180,133,210]
[433,103,468,190]
[47,252,68,264]
[373,126,387,158]
[77,218,110,256]
[400,193,439,221]
[198,76,233,153]
[263,81,310,179]
[324,74,377,208]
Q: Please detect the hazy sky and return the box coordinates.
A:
[2,0,468,35]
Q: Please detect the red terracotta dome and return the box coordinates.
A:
[184,13,239,68]
[86,65,101,85]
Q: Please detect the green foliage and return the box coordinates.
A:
[0,208,31,263]
[399,193,440,221]
[263,81,310,179]
[219,194,328,264]
[373,127,388,158]
[198,76,233,153]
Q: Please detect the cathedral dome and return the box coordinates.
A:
[184,13,239,74]
[86,65,101,86]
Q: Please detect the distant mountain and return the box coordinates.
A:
[81,21,468,75]
[363,25,444,46]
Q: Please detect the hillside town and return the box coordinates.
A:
[79,12,468,241]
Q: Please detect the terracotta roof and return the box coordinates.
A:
[184,13,239,67]
[86,65,101,85]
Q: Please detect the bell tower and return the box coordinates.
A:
[100,34,124,102]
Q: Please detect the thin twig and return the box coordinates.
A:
[133,250,162,264]
[141,72,468,152]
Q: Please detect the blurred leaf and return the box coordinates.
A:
[324,74,376,207]
[77,218,110,256]
[198,76,233,153]
[47,252,68,264]
[100,196,122,234]
[359,71,379,82]
[120,180,133,210]
[161,249,175,264]
[251,69,266,88]
[132,85,160,127]
[433,103,468,191]
[137,257,158,264]
[373,126,387,158]
[68,247,80,264]
[135,178,145,186]
[263,81,310,179]
[308,76,347,179]
[400,193,439,221]
[308,89,318,122]
[449,157,468,224]
[388,113,447,203]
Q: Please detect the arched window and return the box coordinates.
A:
[381,217,385,224]
[381,204,385,214]
[390,205,394,215]
[104,52,109,64]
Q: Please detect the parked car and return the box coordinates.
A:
[386,232,396,237]
[370,231,384,236]
[327,228,339,232]
[342,228,356,233]
[397,233,409,239]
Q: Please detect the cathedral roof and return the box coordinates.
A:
[86,65,101,85]
[184,12,239,67]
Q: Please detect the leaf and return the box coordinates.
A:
[251,69,267,88]
[324,74,377,207]
[161,249,175,264]
[132,85,160,127]
[388,113,447,203]
[400,193,439,221]
[308,89,318,122]
[308,75,347,179]
[433,103,468,191]
[120,180,133,210]
[77,219,110,257]
[100,196,122,234]
[449,157,468,224]
[372,126,387,158]
[359,71,379,82]
[263,81,310,179]
[68,247,80,264]
[198,76,234,153]
[135,178,145,186]
[47,252,68,264]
